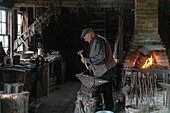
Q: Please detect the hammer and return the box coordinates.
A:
[77,50,89,70]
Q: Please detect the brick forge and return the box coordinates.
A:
[122,0,170,112]
[124,0,169,69]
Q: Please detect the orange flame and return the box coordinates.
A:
[142,55,153,69]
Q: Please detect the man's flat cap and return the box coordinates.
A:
[81,28,93,39]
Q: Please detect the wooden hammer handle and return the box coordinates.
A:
[80,54,89,70]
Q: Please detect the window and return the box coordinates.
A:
[16,12,28,51]
[0,9,7,34]
[0,35,9,53]
[0,9,9,54]
[17,13,24,51]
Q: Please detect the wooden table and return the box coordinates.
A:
[0,54,62,104]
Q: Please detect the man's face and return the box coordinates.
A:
[83,32,92,43]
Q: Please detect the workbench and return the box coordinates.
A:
[0,53,62,104]
[44,54,62,93]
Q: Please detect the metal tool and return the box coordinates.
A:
[159,82,170,112]
[77,50,89,70]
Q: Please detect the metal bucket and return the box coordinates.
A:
[96,110,114,113]
[4,83,11,94]
[37,48,43,56]
[11,83,24,93]
[3,83,24,94]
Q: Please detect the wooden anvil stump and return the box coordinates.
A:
[0,91,29,113]
[74,73,108,113]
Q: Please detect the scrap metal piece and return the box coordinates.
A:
[75,74,108,88]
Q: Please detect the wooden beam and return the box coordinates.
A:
[13,0,134,9]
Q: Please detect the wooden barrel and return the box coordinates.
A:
[0,91,29,113]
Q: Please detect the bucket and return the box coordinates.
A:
[11,83,24,93]
[3,83,24,93]
[96,110,114,113]
[4,83,11,94]
[13,55,20,65]
[38,48,43,56]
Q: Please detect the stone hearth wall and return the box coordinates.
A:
[133,0,160,45]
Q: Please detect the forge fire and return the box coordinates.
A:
[141,55,153,69]
[124,47,170,70]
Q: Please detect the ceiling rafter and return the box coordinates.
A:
[12,0,134,9]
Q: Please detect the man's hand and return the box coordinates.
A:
[81,57,87,64]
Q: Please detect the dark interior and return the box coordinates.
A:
[1,0,170,112]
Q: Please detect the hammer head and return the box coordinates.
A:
[77,50,83,55]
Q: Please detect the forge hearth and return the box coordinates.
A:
[121,0,170,112]
[124,45,169,69]
[124,0,169,69]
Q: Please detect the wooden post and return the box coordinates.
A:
[119,6,124,63]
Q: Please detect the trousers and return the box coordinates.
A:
[98,68,114,111]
